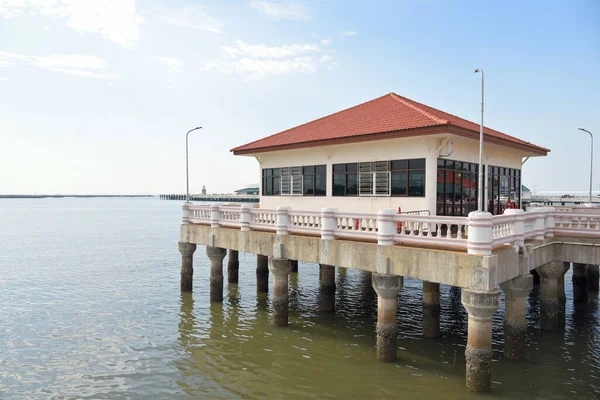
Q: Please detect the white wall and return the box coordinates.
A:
[245,133,535,214]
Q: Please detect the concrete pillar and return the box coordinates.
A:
[206,246,227,303]
[269,258,292,327]
[559,263,570,329]
[227,249,239,284]
[422,281,440,338]
[178,242,196,292]
[461,289,501,393]
[372,273,403,362]
[537,261,564,331]
[290,260,299,273]
[499,275,533,360]
[572,263,588,303]
[319,264,336,312]
[587,265,599,294]
[531,269,540,285]
[256,254,269,294]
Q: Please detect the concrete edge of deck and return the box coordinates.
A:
[181,224,600,291]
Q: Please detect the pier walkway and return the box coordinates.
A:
[160,194,259,202]
[178,204,600,393]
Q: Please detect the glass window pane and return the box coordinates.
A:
[333,174,345,196]
[437,168,445,205]
[408,171,425,196]
[471,163,478,173]
[303,175,314,195]
[272,168,281,177]
[315,165,326,174]
[437,159,446,168]
[409,159,425,169]
[265,169,272,177]
[303,165,315,174]
[265,177,272,195]
[446,160,455,170]
[346,163,358,173]
[272,177,280,195]
[391,160,408,170]
[315,174,326,196]
[347,174,358,195]
[391,171,407,195]
[333,164,346,173]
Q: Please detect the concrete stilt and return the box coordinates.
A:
[537,261,564,331]
[269,258,292,327]
[559,263,570,329]
[531,269,540,285]
[422,281,440,338]
[587,265,599,294]
[227,249,239,284]
[573,263,588,303]
[372,273,403,362]
[178,242,196,292]
[461,289,501,393]
[206,246,227,303]
[319,264,336,312]
[500,275,533,360]
[256,254,269,294]
[290,260,299,273]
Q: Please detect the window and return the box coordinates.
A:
[262,165,326,196]
[332,158,425,197]
[488,166,520,215]
[391,158,425,197]
[436,159,479,216]
[332,163,358,196]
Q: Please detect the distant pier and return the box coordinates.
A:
[160,194,259,203]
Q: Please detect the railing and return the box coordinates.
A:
[182,203,600,256]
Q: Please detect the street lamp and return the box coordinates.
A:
[186,126,202,202]
[474,68,485,212]
[578,128,593,204]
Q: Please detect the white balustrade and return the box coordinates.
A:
[181,203,600,252]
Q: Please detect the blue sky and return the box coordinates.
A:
[0,0,598,195]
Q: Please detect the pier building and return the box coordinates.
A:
[177,93,599,393]
[231,92,549,216]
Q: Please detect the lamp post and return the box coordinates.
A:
[186,126,202,202]
[474,68,485,211]
[578,128,593,204]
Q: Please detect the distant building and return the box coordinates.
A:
[234,186,259,195]
[522,185,532,201]
[231,92,549,215]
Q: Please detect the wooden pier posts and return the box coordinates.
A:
[207,246,227,303]
[178,242,196,292]
[256,254,269,293]
[228,249,239,284]
[372,273,403,362]
[269,258,292,327]
[319,264,336,312]
[500,275,533,360]
[461,289,500,393]
[422,281,440,338]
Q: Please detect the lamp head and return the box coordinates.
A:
[474,68,481,73]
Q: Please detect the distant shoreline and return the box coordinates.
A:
[0,195,155,199]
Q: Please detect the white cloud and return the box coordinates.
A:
[0,51,121,79]
[0,0,144,47]
[154,6,223,34]
[157,57,184,73]
[205,39,334,80]
[320,38,331,46]
[249,0,309,21]
[342,31,357,37]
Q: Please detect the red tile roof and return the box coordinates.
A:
[231,92,549,156]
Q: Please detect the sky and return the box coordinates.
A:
[0,0,598,195]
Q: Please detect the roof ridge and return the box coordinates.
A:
[231,93,394,152]
[388,92,449,125]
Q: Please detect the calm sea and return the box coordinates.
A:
[0,197,598,399]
